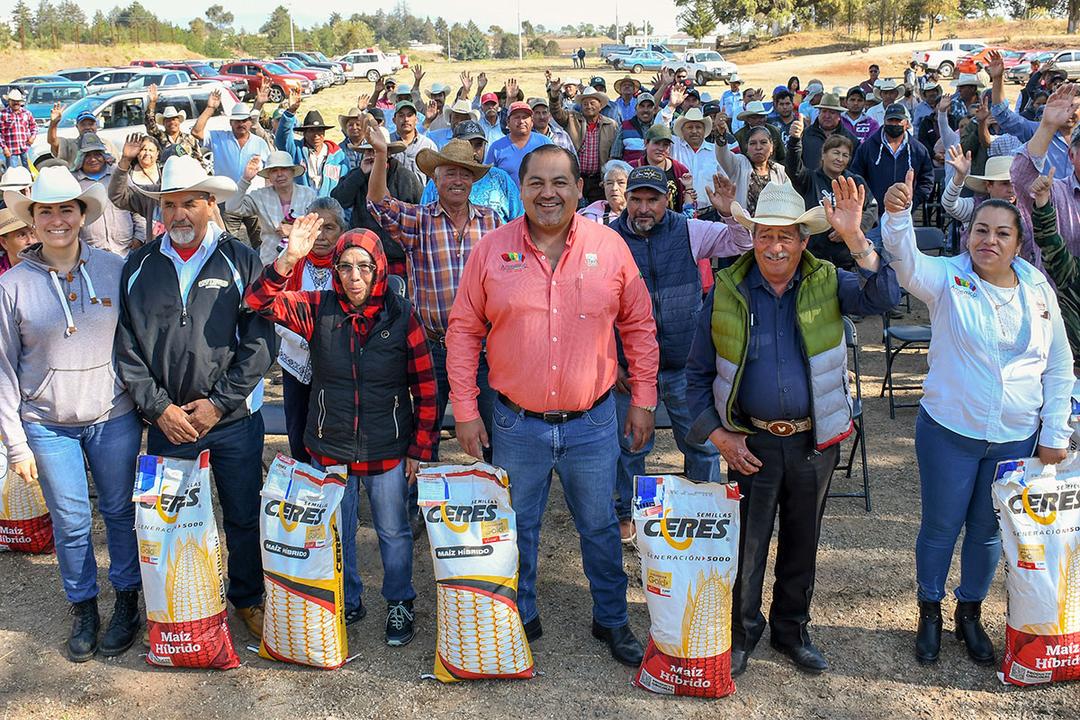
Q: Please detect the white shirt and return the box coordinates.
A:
[882,209,1073,448]
[277,261,334,384]
[671,137,719,209]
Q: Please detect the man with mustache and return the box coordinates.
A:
[685,179,899,678]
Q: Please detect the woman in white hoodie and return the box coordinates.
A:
[0,167,143,663]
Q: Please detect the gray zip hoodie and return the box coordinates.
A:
[0,240,134,463]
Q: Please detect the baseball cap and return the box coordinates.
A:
[636,92,656,106]
[507,101,533,116]
[526,96,550,110]
[644,124,673,142]
[806,81,824,96]
[846,86,866,98]
[702,100,722,116]
[686,88,701,100]
[590,76,606,89]
[884,103,909,121]
[480,92,499,106]
[75,110,96,124]
[368,107,385,124]
[453,120,486,142]
[394,100,417,114]
[626,166,668,194]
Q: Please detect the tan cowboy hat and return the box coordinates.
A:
[4,165,106,226]
[338,106,367,130]
[134,155,236,201]
[2,88,25,103]
[816,93,845,112]
[731,181,830,235]
[952,73,986,90]
[736,101,768,121]
[613,76,641,94]
[0,207,28,236]
[964,155,1013,194]
[416,139,491,181]
[154,105,187,126]
[442,98,480,123]
[257,150,304,179]
[578,86,609,108]
[353,126,406,154]
[673,108,713,139]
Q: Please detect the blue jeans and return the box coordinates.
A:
[428,342,495,460]
[914,406,1037,603]
[6,152,28,169]
[24,411,143,603]
[314,460,415,609]
[613,366,721,519]
[492,394,627,628]
[147,412,265,609]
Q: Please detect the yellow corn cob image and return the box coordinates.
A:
[147,534,223,623]
[262,576,341,666]
[1,473,47,521]
[655,569,732,659]
[1059,541,1080,634]
[436,582,531,677]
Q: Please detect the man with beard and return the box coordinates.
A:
[447,144,659,666]
[548,79,619,203]
[419,121,523,223]
[611,92,660,165]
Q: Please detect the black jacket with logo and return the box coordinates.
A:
[114,232,278,425]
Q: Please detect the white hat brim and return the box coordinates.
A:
[731,201,831,235]
[674,114,713,139]
[4,183,107,227]
[135,177,237,202]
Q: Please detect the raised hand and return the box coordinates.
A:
[678,172,695,190]
[547,74,561,93]
[823,176,867,244]
[884,169,915,214]
[364,118,388,153]
[121,132,144,162]
[670,84,686,107]
[356,93,370,110]
[973,95,991,123]
[505,77,519,101]
[282,212,325,265]
[1032,165,1056,207]
[460,71,473,95]
[790,115,804,139]
[372,75,386,96]
[1041,81,1080,130]
[207,89,222,111]
[936,92,952,114]
[714,112,729,136]
[985,50,1005,81]
[254,82,270,108]
[944,144,972,181]
[705,173,737,216]
[288,86,302,113]
[147,83,158,108]
[50,101,63,125]
[242,155,262,182]
[477,72,488,92]
[751,88,765,102]
[424,99,440,124]
[412,63,425,85]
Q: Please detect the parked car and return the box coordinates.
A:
[12,74,69,86]
[123,70,189,90]
[607,44,676,66]
[612,50,669,74]
[663,49,738,85]
[955,47,1024,76]
[274,57,331,91]
[600,44,632,62]
[84,68,151,93]
[1007,50,1056,85]
[218,61,311,103]
[23,82,87,125]
[1032,48,1080,80]
[278,51,346,85]
[54,67,115,83]
[35,83,239,158]
[337,49,398,81]
[162,62,248,97]
[129,59,173,68]
[307,50,352,76]
[912,39,987,79]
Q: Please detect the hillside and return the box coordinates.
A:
[2,42,198,77]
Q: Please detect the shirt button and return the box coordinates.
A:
[551,390,556,396]
[68,292,77,301]
[783,387,789,393]
[552,308,557,314]
[552,336,558,342]
[551,364,557,370]
[552,280,557,286]
[541,254,547,260]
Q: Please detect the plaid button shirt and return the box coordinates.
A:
[367,197,501,336]
[0,107,37,154]
[578,121,601,175]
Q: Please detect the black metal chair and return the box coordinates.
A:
[921,166,946,229]
[880,315,931,419]
[831,316,871,511]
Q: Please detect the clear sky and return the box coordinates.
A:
[0,0,681,37]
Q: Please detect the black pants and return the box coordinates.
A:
[582,172,604,204]
[147,412,266,609]
[281,371,311,464]
[223,209,262,250]
[728,430,838,652]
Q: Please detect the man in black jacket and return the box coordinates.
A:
[799,93,858,174]
[113,155,278,640]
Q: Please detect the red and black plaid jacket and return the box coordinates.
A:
[246,263,438,476]
[0,107,37,155]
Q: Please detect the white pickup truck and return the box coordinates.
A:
[912,39,987,79]
[662,50,738,85]
[336,49,398,82]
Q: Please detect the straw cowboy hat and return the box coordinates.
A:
[0,166,32,192]
[353,126,406,154]
[257,150,305,179]
[614,76,641,95]
[952,73,987,90]
[964,155,1013,194]
[416,139,491,181]
[731,181,830,235]
[736,101,768,121]
[154,105,187,126]
[3,88,25,103]
[442,99,480,123]
[295,110,333,132]
[338,106,367,130]
[673,108,713,138]
[578,86,610,108]
[134,155,236,201]
[0,207,28,236]
[3,165,106,226]
[816,93,845,112]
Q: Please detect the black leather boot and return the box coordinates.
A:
[67,597,100,662]
[100,590,141,657]
[954,600,995,665]
[915,600,942,664]
[591,621,644,667]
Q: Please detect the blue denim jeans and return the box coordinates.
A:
[613,366,722,519]
[427,342,495,460]
[492,394,628,628]
[147,412,265,609]
[24,410,143,603]
[314,460,415,609]
[914,406,1037,603]
[5,152,28,169]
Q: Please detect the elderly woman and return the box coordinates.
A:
[0,167,144,662]
[245,217,437,648]
[880,172,1073,668]
[580,160,630,225]
[715,119,788,214]
[0,208,32,275]
[786,121,877,269]
[72,133,146,257]
[229,150,318,266]
[129,136,160,188]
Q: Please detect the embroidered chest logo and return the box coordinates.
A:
[951,275,977,297]
[585,253,599,268]
[198,278,230,289]
[500,252,526,272]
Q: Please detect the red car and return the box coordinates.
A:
[217,61,310,103]
[955,48,1025,75]
[130,59,173,68]
[162,63,248,98]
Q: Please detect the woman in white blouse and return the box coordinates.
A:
[879,171,1073,669]
[228,150,317,265]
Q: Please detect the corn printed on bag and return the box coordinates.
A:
[258,454,348,669]
[0,441,54,553]
[993,454,1080,686]
[633,475,740,698]
[417,463,534,682]
[132,450,239,670]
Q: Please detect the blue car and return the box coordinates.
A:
[613,51,670,74]
[24,83,87,126]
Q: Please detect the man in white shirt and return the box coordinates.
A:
[671,108,719,210]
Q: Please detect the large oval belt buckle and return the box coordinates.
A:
[767,420,796,437]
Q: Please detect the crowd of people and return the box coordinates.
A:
[0,50,1075,686]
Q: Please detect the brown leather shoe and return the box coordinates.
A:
[619,519,636,544]
[235,605,264,639]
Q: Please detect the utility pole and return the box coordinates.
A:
[517,0,523,61]
[447,25,451,61]
[287,1,296,51]
[615,0,619,42]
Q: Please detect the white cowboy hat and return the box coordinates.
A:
[876,78,900,93]
[673,108,713,139]
[964,155,1013,194]
[731,181,830,235]
[728,74,742,84]
[256,150,304,179]
[3,88,25,103]
[579,86,610,108]
[736,101,768,121]
[426,83,451,98]
[134,155,236,201]
[952,73,986,90]
[352,126,406,154]
[227,103,257,121]
[3,165,106,226]
[442,99,479,122]
[0,165,32,191]
[155,106,187,126]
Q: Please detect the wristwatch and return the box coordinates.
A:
[851,242,876,260]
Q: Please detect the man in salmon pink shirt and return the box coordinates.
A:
[446,145,659,668]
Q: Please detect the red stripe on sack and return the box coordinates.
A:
[0,515,55,554]
[634,638,736,698]
[146,611,239,670]
[1000,626,1080,686]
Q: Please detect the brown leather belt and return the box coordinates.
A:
[424,327,446,347]
[498,390,611,424]
[749,417,812,437]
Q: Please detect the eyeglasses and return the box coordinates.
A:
[335,262,377,277]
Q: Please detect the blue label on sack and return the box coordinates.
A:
[135,455,160,493]
[417,475,451,506]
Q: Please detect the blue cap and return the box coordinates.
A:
[75,110,96,124]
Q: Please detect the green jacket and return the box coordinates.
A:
[1031,201,1080,363]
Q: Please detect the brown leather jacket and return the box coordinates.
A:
[547,88,618,173]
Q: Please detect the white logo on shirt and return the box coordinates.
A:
[198,278,230,289]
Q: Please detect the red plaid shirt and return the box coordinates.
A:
[578,120,601,175]
[0,107,37,155]
[245,263,438,475]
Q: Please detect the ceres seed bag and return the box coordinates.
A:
[993,455,1080,686]
[417,462,533,682]
[258,454,348,669]
[633,475,740,698]
[0,441,54,553]
[132,451,239,669]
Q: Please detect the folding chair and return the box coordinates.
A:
[880,313,931,419]
[831,316,871,511]
[920,167,946,229]
[901,227,946,313]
